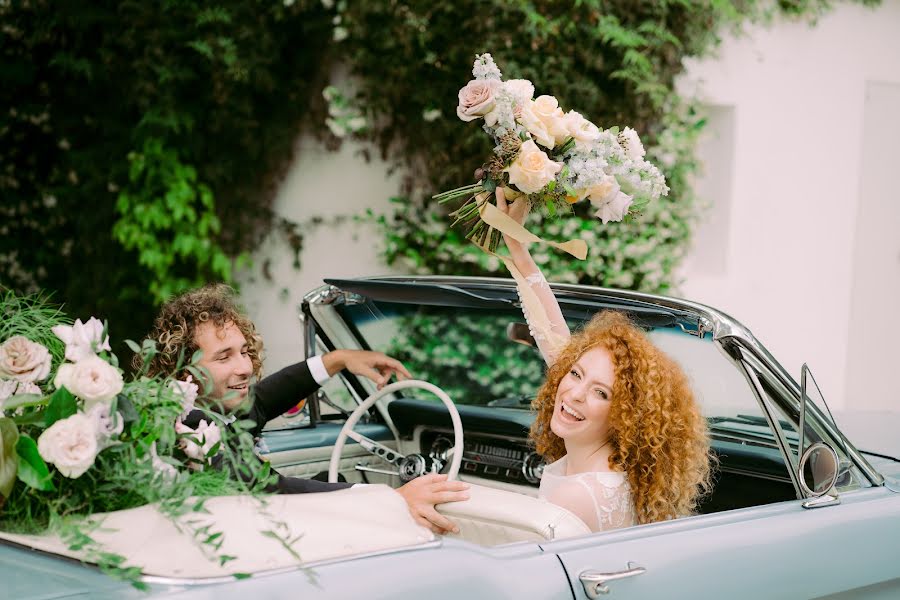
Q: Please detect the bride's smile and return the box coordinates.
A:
[550,347,615,449]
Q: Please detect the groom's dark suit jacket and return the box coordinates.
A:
[182,360,354,494]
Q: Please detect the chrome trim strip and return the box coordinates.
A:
[139,540,443,587]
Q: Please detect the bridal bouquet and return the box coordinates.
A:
[0,292,274,586]
[437,53,669,253]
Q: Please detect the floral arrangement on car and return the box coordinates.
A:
[0,291,279,587]
[436,53,669,257]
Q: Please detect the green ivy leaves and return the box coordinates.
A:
[112,138,239,304]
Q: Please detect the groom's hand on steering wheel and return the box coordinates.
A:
[322,349,412,390]
[397,473,470,535]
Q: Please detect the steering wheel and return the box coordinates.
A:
[328,380,463,483]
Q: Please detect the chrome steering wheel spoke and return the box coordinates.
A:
[345,429,405,466]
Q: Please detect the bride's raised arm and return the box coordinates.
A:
[496,187,570,366]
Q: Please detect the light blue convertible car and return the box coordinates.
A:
[4,276,900,599]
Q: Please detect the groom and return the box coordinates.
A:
[138,283,467,534]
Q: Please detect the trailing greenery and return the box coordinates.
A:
[0,293,277,586]
[0,0,880,343]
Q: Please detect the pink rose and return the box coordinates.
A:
[456,80,498,122]
[506,140,562,194]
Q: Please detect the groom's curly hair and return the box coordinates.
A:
[530,310,714,526]
[133,283,264,380]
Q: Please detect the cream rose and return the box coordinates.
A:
[517,102,555,149]
[594,191,634,224]
[456,80,498,122]
[0,336,51,383]
[37,413,99,479]
[52,317,111,363]
[618,127,646,160]
[54,355,123,410]
[564,110,601,150]
[506,140,562,194]
[531,96,570,147]
[175,419,222,463]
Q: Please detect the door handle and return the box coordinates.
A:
[579,563,646,598]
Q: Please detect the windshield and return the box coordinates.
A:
[336,300,780,436]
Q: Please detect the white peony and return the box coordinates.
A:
[169,375,199,420]
[618,127,646,160]
[594,191,634,224]
[175,419,222,464]
[54,355,123,411]
[563,110,601,150]
[0,336,51,383]
[37,413,99,479]
[86,402,124,448]
[582,176,621,208]
[52,317,111,363]
[506,140,562,194]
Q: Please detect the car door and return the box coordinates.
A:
[545,487,900,600]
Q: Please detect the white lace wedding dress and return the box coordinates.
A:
[516,270,637,532]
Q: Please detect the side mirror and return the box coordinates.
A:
[799,442,839,496]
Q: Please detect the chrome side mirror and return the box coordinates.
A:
[798,442,840,508]
[506,322,536,348]
[799,442,839,496]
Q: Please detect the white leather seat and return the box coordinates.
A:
[437,483,591,546]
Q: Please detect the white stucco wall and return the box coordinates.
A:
[239,1,900,412]
[677,0,900,410]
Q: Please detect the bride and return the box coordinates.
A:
[496,188,714,532]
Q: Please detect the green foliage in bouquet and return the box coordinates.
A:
[0,293,276,586]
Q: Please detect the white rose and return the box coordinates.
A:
[594,191,634,224]
[54,355,123,411]
[531,96,570,147]
[86,402,124,448]
[169,375,199,419]
[52,317,111,363]
[506,140,562,194]
[175,419,222,463]
[456,80,498,122]
[149,442,178,483]
[37,413,99,479]
[563,110,601,150]
[0,336,51,383]
[517,102,555,149]
[618,127,645,160]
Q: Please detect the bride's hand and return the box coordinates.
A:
[495,187,529,226]
[496,187,531,256]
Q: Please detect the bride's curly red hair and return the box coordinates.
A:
[530,310,714,525]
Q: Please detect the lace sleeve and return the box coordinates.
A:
[542,475,636,533]
[517,271,570,366]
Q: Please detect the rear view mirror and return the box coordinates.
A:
[507,322,536,348]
